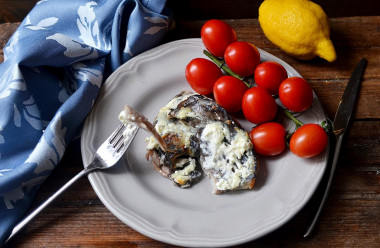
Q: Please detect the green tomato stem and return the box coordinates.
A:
[321,119,333,134]
[204,49,307,129]
[203,50,251,88]
[282,109,304,127]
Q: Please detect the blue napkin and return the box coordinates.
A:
[0,0,172,244]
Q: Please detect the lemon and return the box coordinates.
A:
[258,0,336,62]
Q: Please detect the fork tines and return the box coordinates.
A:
[109,124,126,152]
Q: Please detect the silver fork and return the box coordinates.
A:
[5,123,139,243]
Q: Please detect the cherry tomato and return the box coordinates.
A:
[279,77,314,112]
[249,122,286,156]
[254,61,288,95]
[224,41,261,77]
[213,76,248,113]
[290,123,328,158]
[185,58,223,95]
[201,19,237,58]
[242,87,277,124]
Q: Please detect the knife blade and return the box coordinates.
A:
[303,58,367,238]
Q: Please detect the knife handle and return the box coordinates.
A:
[303,133,344,238]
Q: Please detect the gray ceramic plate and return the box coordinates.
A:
[81,38,328,247]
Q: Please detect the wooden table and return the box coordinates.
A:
[1,1,379,247]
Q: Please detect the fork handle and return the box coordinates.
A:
[5,168,89,244]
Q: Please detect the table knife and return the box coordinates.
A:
[303,58,367,238]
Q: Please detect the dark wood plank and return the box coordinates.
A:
[0,22,19,61]
[0,0,380,24]
[311,78,380,120]
[167,0,380,20]
[0,0,37,23]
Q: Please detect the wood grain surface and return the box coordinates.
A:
[1,1,379,247]
[0,0,380,23]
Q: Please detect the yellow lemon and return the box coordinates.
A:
[258,0,337,62]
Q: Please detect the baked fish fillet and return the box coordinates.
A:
[142,91,258,194]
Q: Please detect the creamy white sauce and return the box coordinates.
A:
[200,122,255,191]
[146,92,198,149]
[170,158,197,186]
[118,110,138,144]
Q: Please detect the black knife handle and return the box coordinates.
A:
[303,133,344,238]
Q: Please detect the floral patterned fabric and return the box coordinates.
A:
[0,0,172,243]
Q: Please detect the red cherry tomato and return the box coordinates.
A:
[290,123,328,158]
[213,76,248,113]
[185,58,223,95]
[242,87,277,124]
[254,61,288,95]
[224,41,261,77]
[279,77,314,112]
[249,122,286,156]
[201,19,237,58]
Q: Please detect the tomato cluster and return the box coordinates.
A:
[185,19,328,158]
